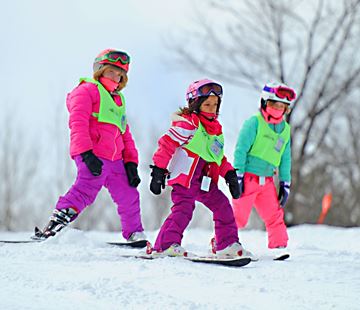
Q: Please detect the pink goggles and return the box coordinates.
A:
[95,51,130,64]
[263,85,296,101]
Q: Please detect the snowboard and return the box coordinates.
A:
[118,253,252,267]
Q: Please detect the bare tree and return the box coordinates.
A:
[325,107,360,226]
[0,114,39,230]
[169,0,360,225]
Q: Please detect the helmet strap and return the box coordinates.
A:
[261,98,267,110]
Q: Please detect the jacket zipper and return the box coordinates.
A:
[112,127,119,161]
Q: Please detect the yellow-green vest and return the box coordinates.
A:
[184,122,224,166]
[80,77,127,133]
[248,112,290,166]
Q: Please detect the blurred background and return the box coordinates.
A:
[1,0,359,233]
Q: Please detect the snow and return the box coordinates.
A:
[0,225,359,310]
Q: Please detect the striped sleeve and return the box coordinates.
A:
[153,120,196,169]
[166,125,196,145]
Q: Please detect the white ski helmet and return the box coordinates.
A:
[261,82,297,107]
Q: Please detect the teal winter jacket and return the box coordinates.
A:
[233,114,291,182]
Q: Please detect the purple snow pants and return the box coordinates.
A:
[56,155,144,239]
[154,159,239,252]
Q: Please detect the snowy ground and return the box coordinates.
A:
[0,225,359,310]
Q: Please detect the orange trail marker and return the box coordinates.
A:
[317,193,332,224]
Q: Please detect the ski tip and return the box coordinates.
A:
[273,254,290,261]
[186,256,251,267]
[106,240,148,248]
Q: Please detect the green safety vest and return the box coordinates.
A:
[184,122,224,166]
[249,112,290,166]
[80,77,127,133]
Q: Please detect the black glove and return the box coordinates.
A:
[278,181,291,208]
[80,150,103,176]
[150,165,168,195]
[125,162,141,187]
[225,170,241,199]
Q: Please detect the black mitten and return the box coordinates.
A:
[81,150,103,176]
[150,165,168,195]
[224,170,241,199]
[125,162,141,187]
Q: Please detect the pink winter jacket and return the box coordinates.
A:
[66,81,138,164]
[153,112,233,188]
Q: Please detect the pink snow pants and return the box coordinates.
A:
[154,159,239,252]
[56,155,144,239]
[232,173,288,248]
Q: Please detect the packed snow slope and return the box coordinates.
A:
[0,225,359,310]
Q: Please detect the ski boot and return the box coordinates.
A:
[211,237,258,261]
[270,247,290,261]
[152,244,189,257]
[32,208,78,240]
[127,231,147,242]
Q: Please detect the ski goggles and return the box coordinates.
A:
[263,85,296,101]
[197,83,223,98]
[95,51,130,64]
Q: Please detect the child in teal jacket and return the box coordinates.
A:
[232,82,296,257]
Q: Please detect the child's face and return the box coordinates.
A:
[267,100,287,111]
[200,96,219,114]
[102,67,123,83]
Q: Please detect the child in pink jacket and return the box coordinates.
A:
[33,49,146,242]
[148,79,252,258]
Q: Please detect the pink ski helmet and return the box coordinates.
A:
[186,79,223,101]
[93,49,130,73]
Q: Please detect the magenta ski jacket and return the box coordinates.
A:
[66,81,138,164]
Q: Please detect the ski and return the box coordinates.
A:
[273,253,290,261]
[107,240,148,248]
[247,253,290,261]
[186,255,251,267]
[0,240,42,244]
[0,239,149,248]
[118,253,251,267]
[0,234,148,249]
[0,227,46,243]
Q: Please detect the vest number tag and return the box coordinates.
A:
[121,115,127,129]
[274,137,285,152]
[201,176,211,192]
[210,139,223,156]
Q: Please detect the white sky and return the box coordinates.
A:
[0,0,255,121]
[1,0,258,164]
